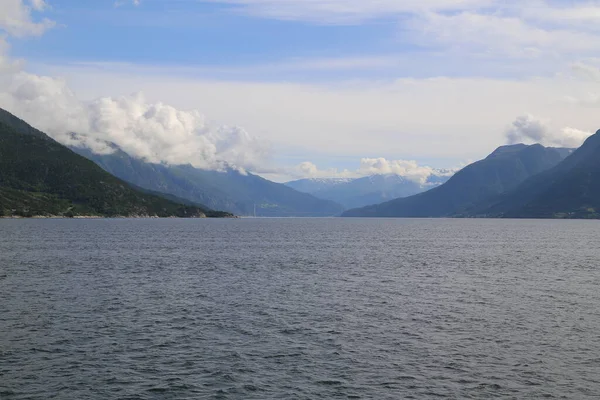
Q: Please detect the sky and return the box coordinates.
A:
[2,0,600,182]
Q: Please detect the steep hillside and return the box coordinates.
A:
[342,144,572,217]
[0,109,223,218]
[475,131,600,219]
[71,147,345,217]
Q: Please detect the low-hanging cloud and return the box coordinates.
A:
[505,114,592,148]
[290,158,455,184]
[0,1,272,172]
[358,158,443,184]
[0,49,271,173]
[0,72,272,170]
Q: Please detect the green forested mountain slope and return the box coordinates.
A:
[0,109,220,217]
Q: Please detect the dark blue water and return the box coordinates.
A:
[2,218,600,399]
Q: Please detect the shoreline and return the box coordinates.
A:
[0,214,238,219]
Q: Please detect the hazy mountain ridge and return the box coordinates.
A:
[71,145,345,217]
[342,144,573,217]
[286,172,452,209]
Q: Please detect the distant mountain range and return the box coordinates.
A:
[0,108,225,218]
[70,146,344,217]
[286,173,452,209]
[343,143,574,218]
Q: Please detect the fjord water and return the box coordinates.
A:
[2,219,600,399]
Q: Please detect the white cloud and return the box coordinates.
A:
[505,114,593,148]
[565,62,600,106]
[0,69,272,170]
[206,0,498,24]
[0,0,55,37]
[505,114,548,144]
[0,37,24,73]
[0,31,271,172]
[560,127,595,148]
[2,0,600,182]
[0,1,273,172]
[114,0,141,7]
[408,11,600,59]
[195,1,600,69]
[290,161,353,180]
[522,3,600,29]
[29,0,48,11]
[357,158,441,184]
[286,158,454,184]
[0,71,89,134]
[571,62,600,81]
[40,60,600,169]
[84,93,271,170]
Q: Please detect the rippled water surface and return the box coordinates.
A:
[2,218,600,399]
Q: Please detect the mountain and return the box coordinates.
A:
[286,173,451,209]
[471,131,600,219]
[285,178,354,195]
[342,144,573,217]
[70,146,344,217]
[0,108,227,218]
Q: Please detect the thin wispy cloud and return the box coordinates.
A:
[121,1,600,64]
[114,0,141,7]
[204,0,500,24]
[408,11,600,58]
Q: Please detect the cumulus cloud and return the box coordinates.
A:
[0,70,272,170]
[357,158,443,184]
[296,161,321,176]
[0,0,55,37]
[505,115,592,148]
[288,158,455,184]
[505,115,548,144]
[0,11,271,172]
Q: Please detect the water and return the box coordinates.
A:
[2,218,600,399]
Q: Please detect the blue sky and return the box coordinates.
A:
[13,1,399,70]
[11,0,434,85]
[11,0,572,81]
[3,0,600,181]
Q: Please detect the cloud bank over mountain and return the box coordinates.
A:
[505,115,592,148]
[291,158,454,184]
[0,67,272,171]
[0,1,272,172]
